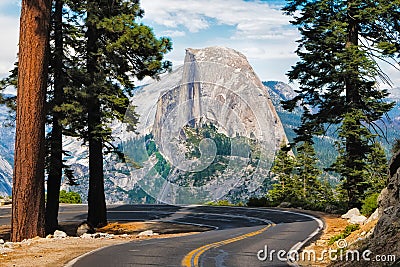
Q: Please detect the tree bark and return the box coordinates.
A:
[45,0,64,234]
[12,0,51,242]
[86,4,107,227]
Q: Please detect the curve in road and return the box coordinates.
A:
[66,205,323,267]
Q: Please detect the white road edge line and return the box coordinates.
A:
[205,206,324,266]
[281,210,324,267]
[64,244,115,267]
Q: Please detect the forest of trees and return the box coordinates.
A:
[1,0,400,242]
[264,0,400,211]
[1,0,171,241]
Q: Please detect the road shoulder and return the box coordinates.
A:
[0,221,207,267]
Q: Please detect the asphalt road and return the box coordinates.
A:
[49,204,322,267]
[0,204,323,266]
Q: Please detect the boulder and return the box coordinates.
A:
[54,230,67,238]
[3,242,13,248]
[349,215,367,225]
[341,208,361,219]
[76,221,95,237]
[137,230,158,237]
[80,233,93,239]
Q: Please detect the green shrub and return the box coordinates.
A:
[328,224,360,245]
[247,197,267,207]
[361,193,379,216]
[59,190,82,204]
[206,200,234,206]
[247,196,281,207]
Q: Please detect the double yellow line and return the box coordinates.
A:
[181,225,272,267]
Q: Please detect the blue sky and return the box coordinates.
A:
[140,0,299,83]
[0,0,399,89]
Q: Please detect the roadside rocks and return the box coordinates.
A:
[3,242,13,248]
[76,221,95,237]
[349,215,367,224]
[137,230,159,237]
[341,208,367,224]
[0,241,14,254]
[341,208,361,219]
[54,230,68,239]
[79,233,115,239]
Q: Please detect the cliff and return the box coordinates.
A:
[151,47,287,149]
[123,46,289,204]
[366,151,400,264]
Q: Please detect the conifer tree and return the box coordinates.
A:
[75,0,171,227]
[365,141,388,195]
[2,0,171,229]
[45,0,66,234]
[269,145,301,204]
[296,141,323,207]
[283,0,399,208]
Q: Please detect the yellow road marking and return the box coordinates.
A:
[181,224,273,267]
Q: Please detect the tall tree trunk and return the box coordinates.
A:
[86,5,107,227]
[345,0,363,209]
[12,0,51,242]
[87,96,107,227]
[45,0,64,234]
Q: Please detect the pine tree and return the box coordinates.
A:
[2,0,171,229]
[296,141,324,208]
[75,0,171,227]
[45,0,66,234]
[269,144,301,205]
[12,0,52,242]
[283,0,399,208]
[365,141,388,195]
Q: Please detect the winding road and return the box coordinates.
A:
[0,204,323,266]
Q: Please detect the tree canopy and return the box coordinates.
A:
[283,0,400,208]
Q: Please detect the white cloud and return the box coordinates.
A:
[160,30,186,38]
[141,0,296,40]
[0,15,19,77]
[140,0,301,81]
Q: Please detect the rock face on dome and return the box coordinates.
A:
[122,46,288,204]
[135,46,287,149]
